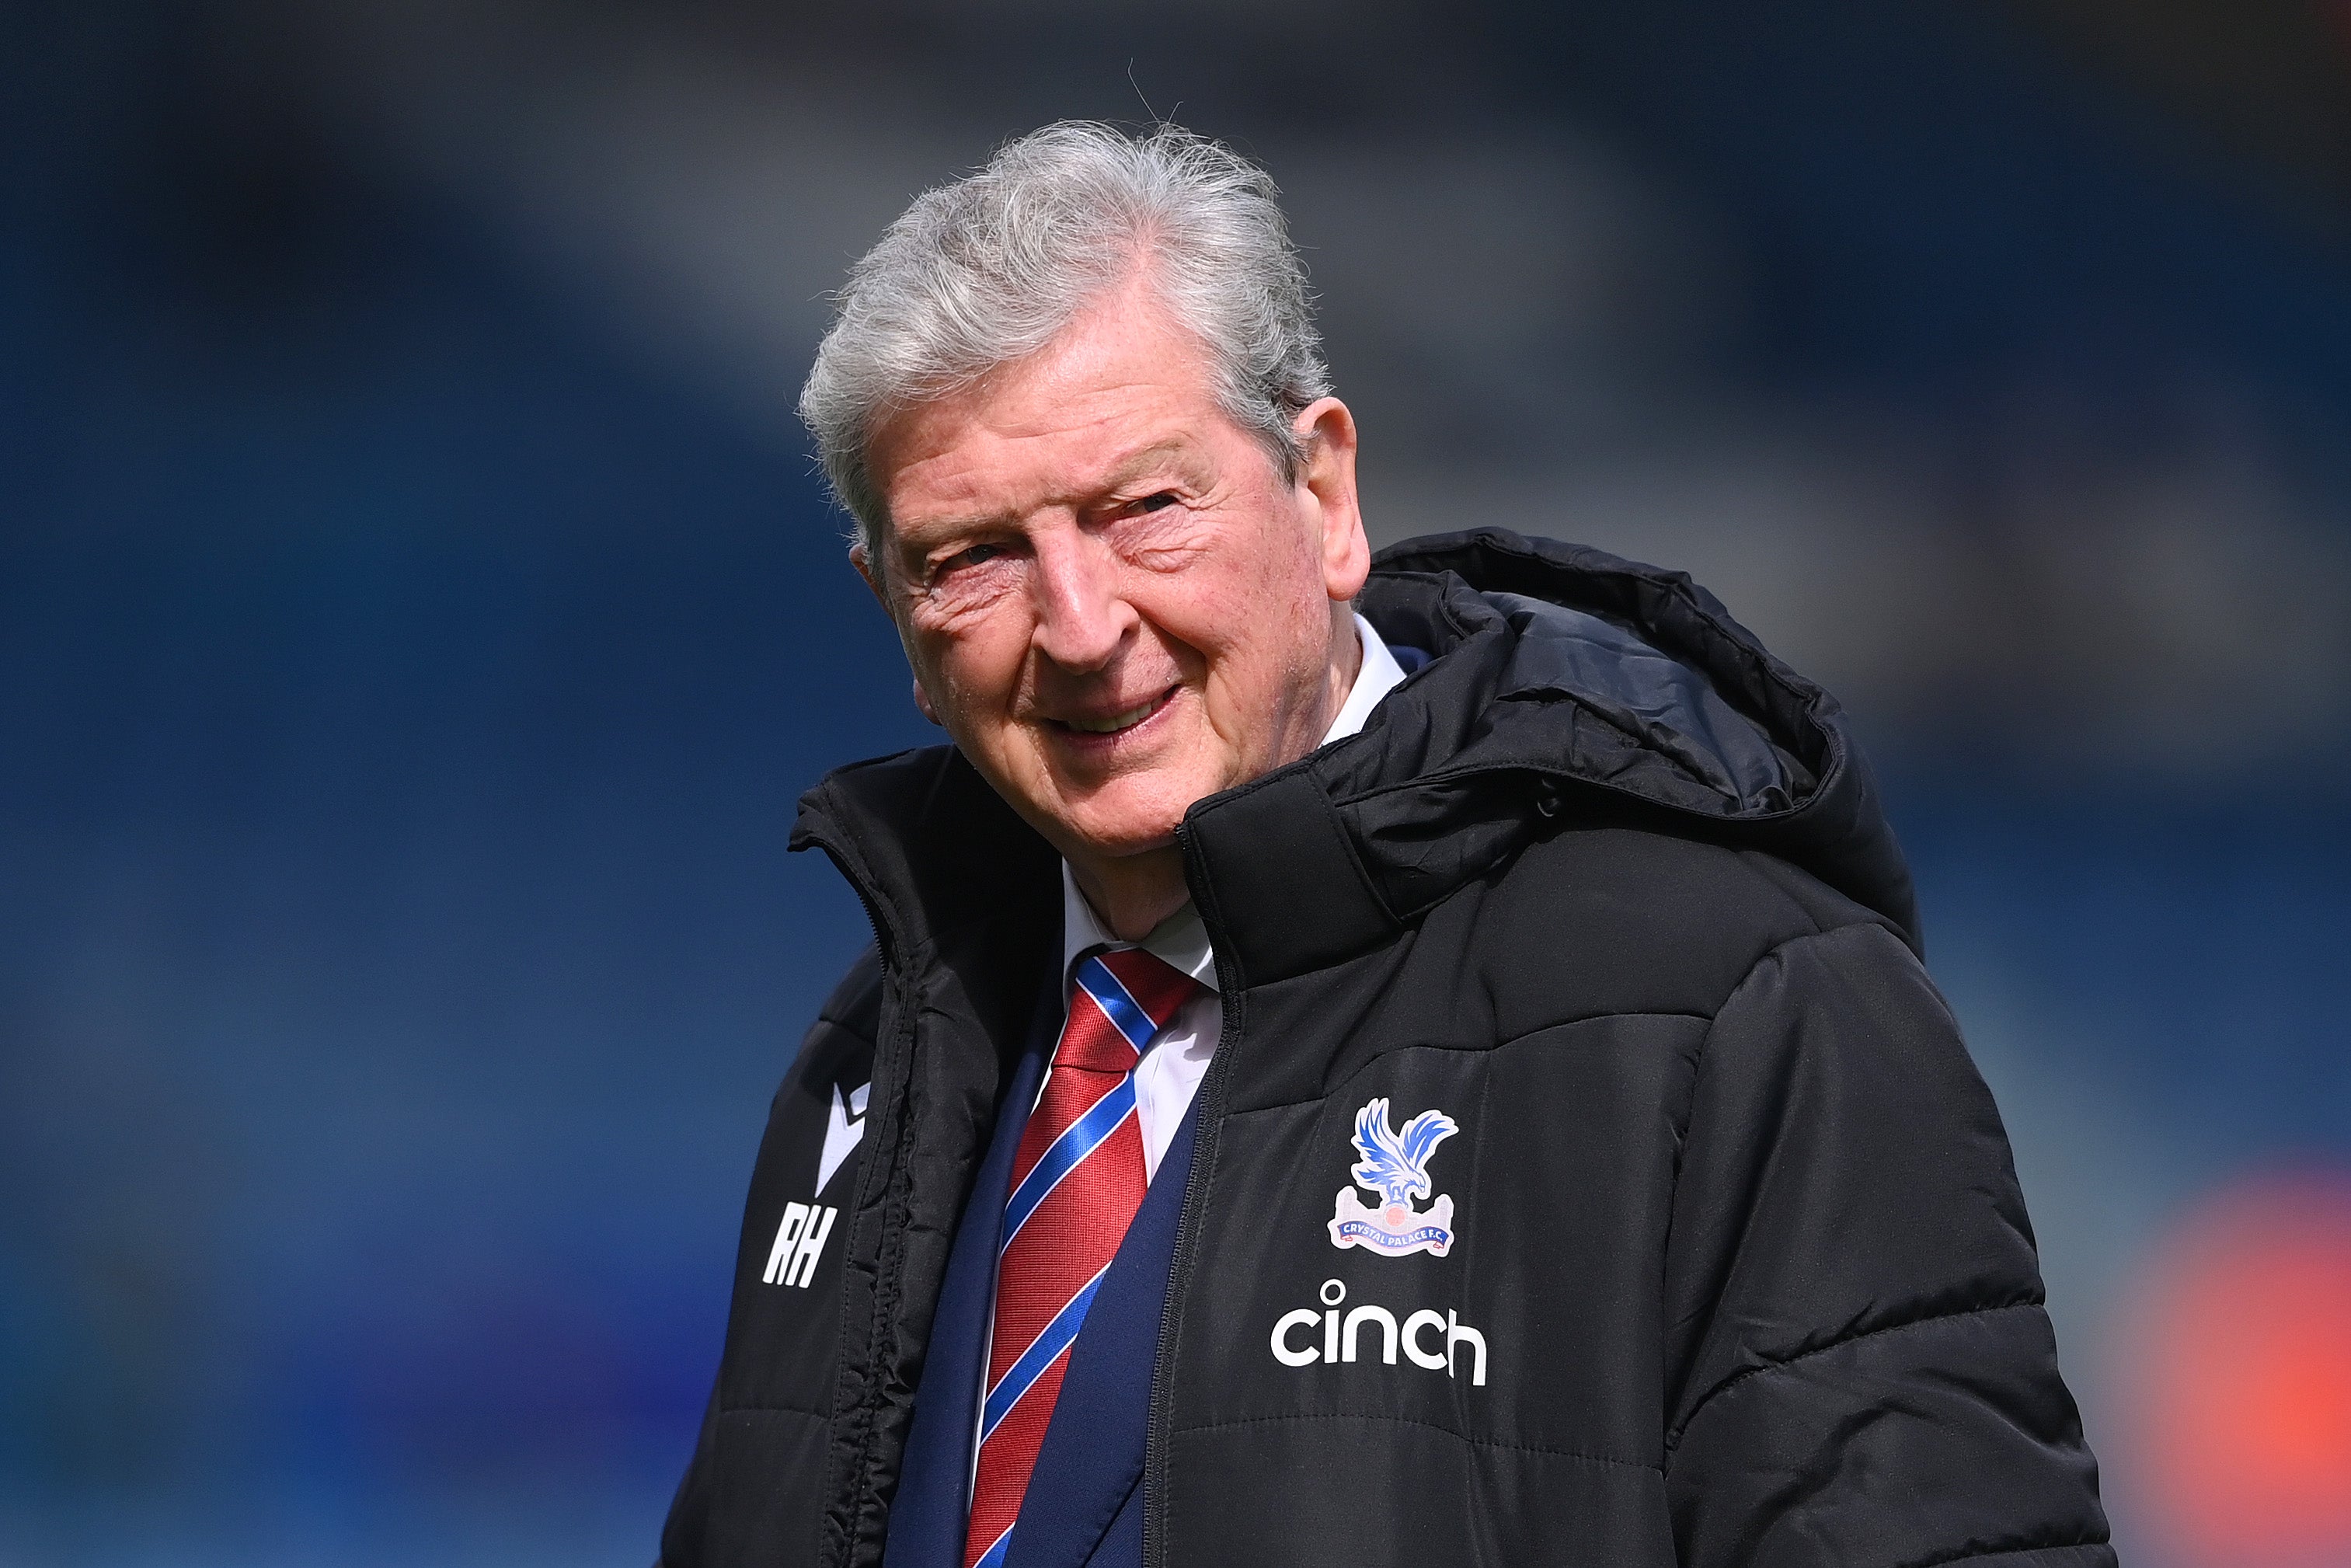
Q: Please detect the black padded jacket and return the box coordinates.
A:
[659,528,2114,1568]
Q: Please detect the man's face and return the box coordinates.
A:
[858,279,1368,872]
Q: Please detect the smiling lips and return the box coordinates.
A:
[1054,688,1174,736]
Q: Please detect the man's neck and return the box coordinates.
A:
[1067,846,1193,943]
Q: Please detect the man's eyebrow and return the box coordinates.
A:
[1096,439,1207,492]
[890,499,1022,548]
[893,439,1210,547]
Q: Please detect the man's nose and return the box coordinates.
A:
[1030,530,1135,672]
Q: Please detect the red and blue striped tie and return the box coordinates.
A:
[963,946,1203,1568]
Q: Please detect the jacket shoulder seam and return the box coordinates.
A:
[1707,876,1835,998]
[1695,918,1903,1023]
[1499,1009,1714,1037]
[1656,918,1845,1234]
[811,1008,879,1049]
[1666,1298,2046,1451]
[813,950,886,1041]
[1173,1410,1660,1472]
[1903,1535,2115,1568]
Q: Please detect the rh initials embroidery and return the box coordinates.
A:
[763,1202,838,1288]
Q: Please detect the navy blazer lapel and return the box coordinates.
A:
[1001,1101,1201,1568]
[883,999,1054,1568]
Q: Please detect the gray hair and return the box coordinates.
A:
[799,120,1332,550]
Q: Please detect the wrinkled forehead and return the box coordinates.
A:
[865,291,1261,534]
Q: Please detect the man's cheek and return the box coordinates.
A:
[908,583,1013,639]
[916,621,1020,701]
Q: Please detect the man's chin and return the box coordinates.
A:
[1055,817,1185,864]
[1019,757,1216,842]
[985,746,1235,866]
[1039,788,1201,867]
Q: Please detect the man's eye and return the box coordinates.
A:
[938,542,1005,574]
[1129,492,1179,514]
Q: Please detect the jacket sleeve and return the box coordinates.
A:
[656,1382,723,1568]
[1660,921,2113,1568]
[657,945,886,1568]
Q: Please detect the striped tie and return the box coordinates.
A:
[963,946,1203,1568]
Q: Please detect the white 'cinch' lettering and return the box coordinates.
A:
[1270,1287,1488,1385]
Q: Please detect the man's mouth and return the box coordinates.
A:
[1057,690,1172,736]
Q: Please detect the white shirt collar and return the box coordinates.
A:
[1061,862,1218,990]
[1060,612,1409,991]
[1323,612,1409,746]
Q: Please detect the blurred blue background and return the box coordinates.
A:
[5,2,2349,1564]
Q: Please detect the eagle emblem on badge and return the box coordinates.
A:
[1329,1098,1458,1258]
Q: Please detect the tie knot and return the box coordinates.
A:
[1062,947,1203,1071]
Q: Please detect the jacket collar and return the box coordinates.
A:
[792,528,1917,995]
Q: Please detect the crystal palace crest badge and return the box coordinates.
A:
[1328,1097,1459,1258]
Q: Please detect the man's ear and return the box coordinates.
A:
[852,535,943,727]
[849,538,890,612]
[1293,397,1370,603]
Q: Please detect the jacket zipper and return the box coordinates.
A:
[1139,817,1241,1568]
[800,821,916,1568]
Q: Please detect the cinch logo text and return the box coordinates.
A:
[1268,1279,1488,1386]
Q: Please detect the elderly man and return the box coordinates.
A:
[659,124,2111,1568]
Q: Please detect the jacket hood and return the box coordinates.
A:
[1176,528,1917,984]
[792,528,1916,991]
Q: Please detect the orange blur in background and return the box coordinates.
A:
[2129,1176,2351,1568]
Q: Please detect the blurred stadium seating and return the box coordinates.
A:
[5,3,2348,1563]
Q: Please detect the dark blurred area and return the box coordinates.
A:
[5,3,2349,1564]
